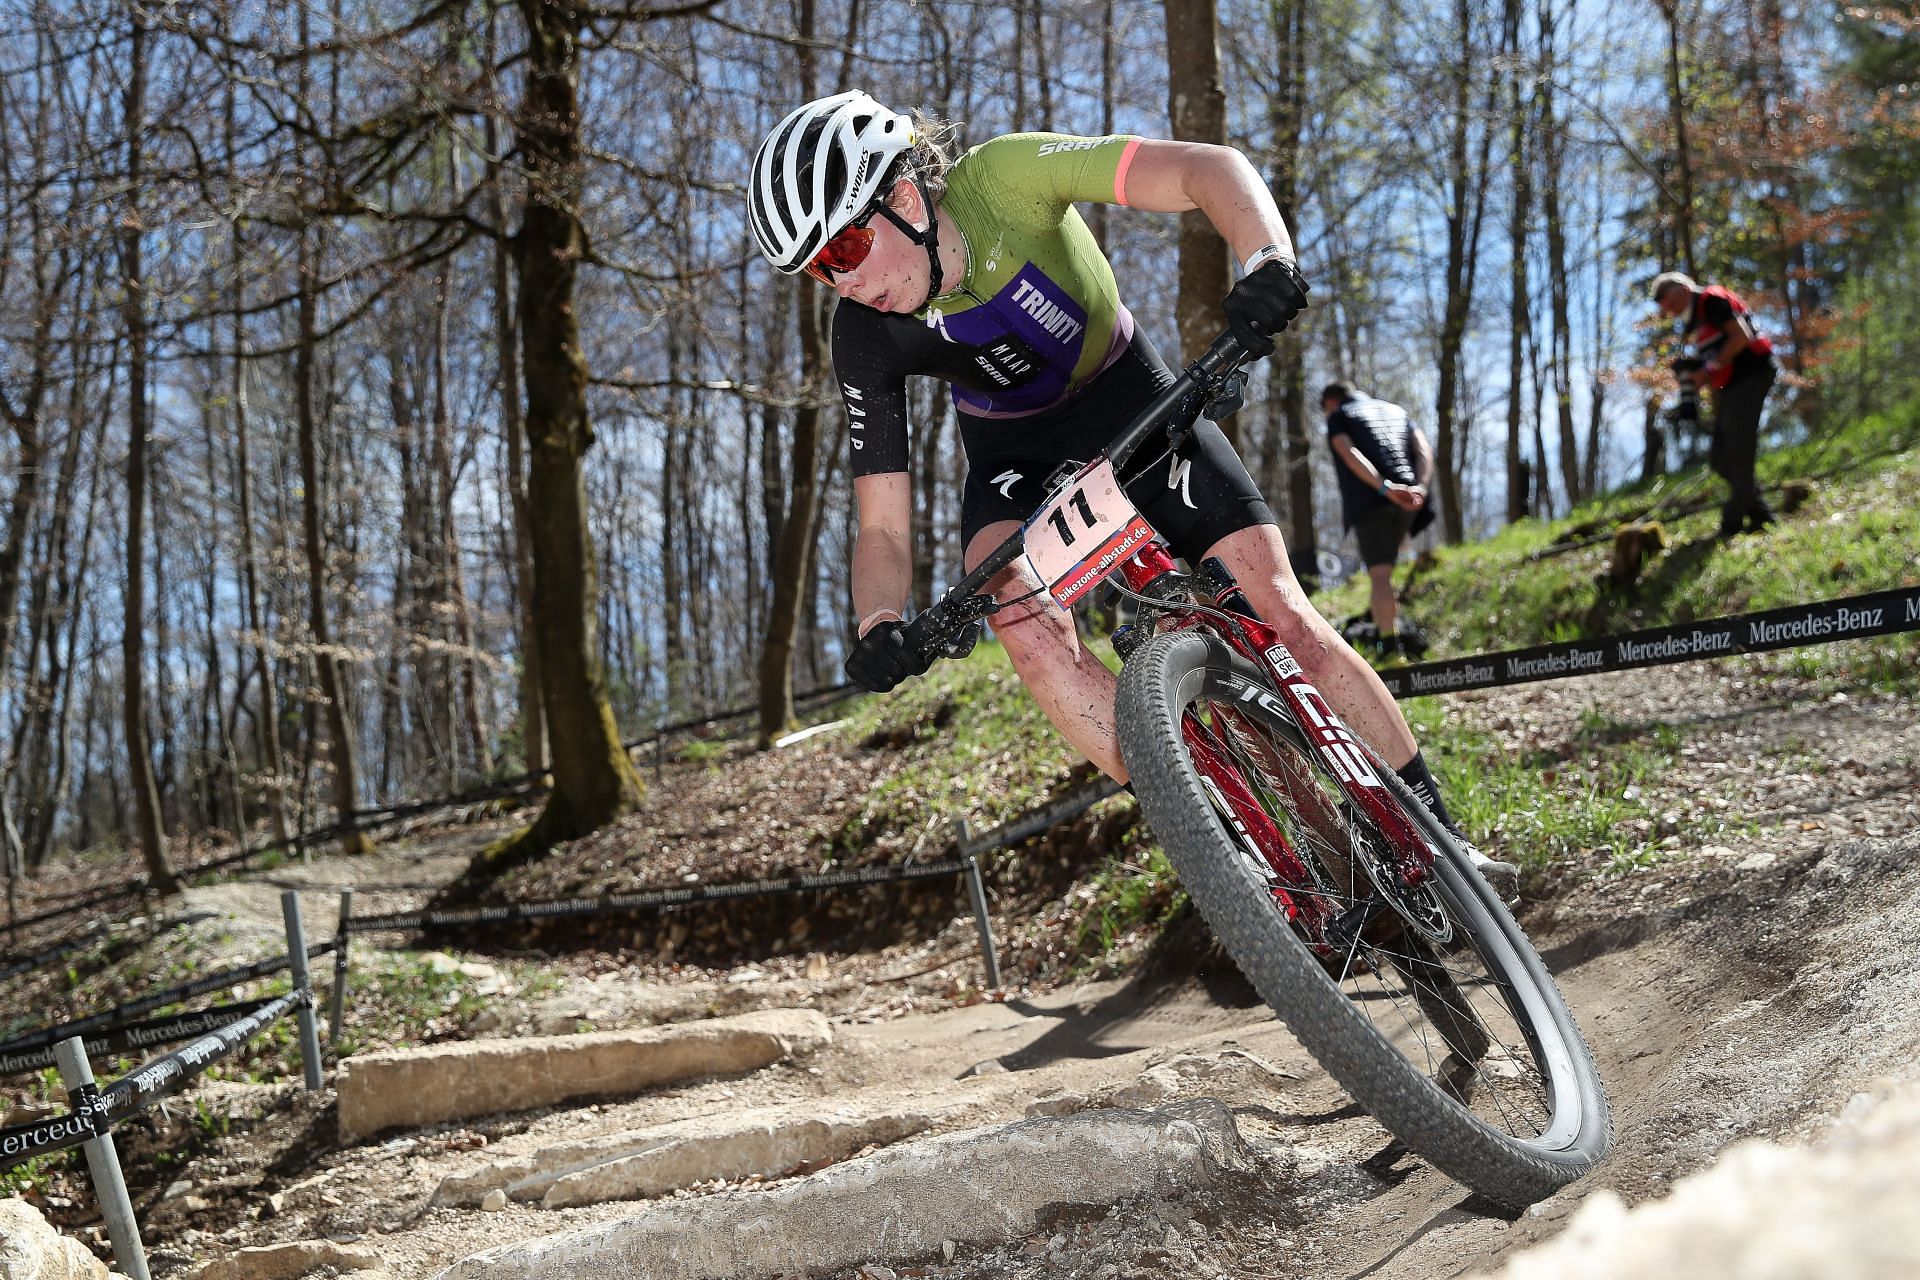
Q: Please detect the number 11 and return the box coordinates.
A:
[1046,488,1098,547]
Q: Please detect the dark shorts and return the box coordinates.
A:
[957,333,1276,564]
[1353,504,1415,567]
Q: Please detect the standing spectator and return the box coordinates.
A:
[1652,271,1777,536]
[1321,384,1435,657]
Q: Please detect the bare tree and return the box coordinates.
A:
[485,0,649,864]
[119,7,178,891]
[1166,0,1235,429]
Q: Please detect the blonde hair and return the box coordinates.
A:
[884,110,961,205]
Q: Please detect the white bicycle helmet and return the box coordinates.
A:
[749,91,916,275]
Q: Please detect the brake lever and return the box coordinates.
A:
[1204,371,1248,422]
[941,620,983,660]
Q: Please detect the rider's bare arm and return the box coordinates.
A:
[852,472,914,636]
[1112,140,1297,272]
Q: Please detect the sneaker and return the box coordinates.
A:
[1462,842,1520,904]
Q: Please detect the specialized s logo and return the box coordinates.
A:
[1167,456,1195,509]
[992,470,1023,499]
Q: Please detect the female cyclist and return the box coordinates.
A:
[746,91,1513,894]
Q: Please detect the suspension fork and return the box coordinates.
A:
[1115,542,1434,887]
[1116,545,1334,934]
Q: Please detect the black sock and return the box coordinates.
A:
[1394,752,1458,834]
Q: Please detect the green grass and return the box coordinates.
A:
[1074,843,1185,957]
[1404,700,1753,875]
[1314,408,1920,676]
[832,639,1088,860]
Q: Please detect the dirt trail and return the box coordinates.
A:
[121,656,1920,1278]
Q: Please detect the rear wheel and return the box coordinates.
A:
[1115,630,1611,1206]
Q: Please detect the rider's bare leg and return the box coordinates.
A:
[965,520,1130,782]
[1204,523,1418,770]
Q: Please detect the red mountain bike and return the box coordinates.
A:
[900,330,1612,1207]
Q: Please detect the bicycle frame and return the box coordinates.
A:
[900,331,1436,950]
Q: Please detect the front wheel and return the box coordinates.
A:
[1115,631,1611,1206]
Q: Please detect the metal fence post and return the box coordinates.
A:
[329,887,354,1046]
[52,1037,151,1280]
[952,820,1001,989]
[279,891,324,1090]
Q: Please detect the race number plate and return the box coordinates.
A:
[1023,458,1157,608]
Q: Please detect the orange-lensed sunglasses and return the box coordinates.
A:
[802,217,878,284]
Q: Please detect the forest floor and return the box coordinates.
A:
[6,646,1920,1279]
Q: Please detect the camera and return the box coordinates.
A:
[1666,356,1704,428]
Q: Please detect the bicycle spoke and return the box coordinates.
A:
[1185,696,1558,1140]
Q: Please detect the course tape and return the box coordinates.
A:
[0,987,308,1172]
[0,941,335,1057]
[346,859,969,934]
[0,997,275,1077]
[958,778,1126,855]
[8,684,865,940]
[1379,586,1920,699]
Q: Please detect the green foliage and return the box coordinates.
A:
[673,738,731,766]
[0,1151,77,1199]
[1825,208,1920,428]
[329,956,488,1056]
[1075,843,1185,957]
[834,640,1085,859]
[1315,410,1920,681]
[1403,701,1744,873]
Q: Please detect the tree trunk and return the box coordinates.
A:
[1165,0,1234,439]
[757,0,829,747]
[489,0,645,864]
[221,62,290,838]
[1264,0,1316,579]
[1433,0,1495,542]
[911,382,950,613]
[118,10,177,892]
[1641,398,1666,484]
[758,286,827,746]
[296,236,371,853]
[1538,0,1581,506]
[1657,0,1697,276]
[1504,0,1532,524]
[487,10,544,779]
[227,199,290,842]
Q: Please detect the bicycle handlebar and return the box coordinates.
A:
[898,328,1261,666]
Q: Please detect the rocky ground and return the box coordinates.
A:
[4,647,1918,1279]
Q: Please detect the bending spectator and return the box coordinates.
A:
[1321,383,1435,658]
[1652,271,1777,536]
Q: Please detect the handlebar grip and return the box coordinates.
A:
[1196,328,1254,378]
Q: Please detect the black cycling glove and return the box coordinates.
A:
[1221,259,1312,358]
[845,619,931,694]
